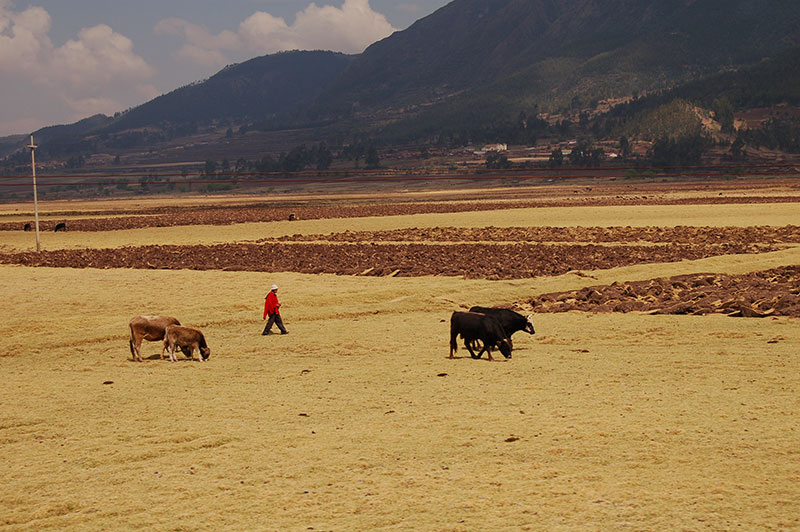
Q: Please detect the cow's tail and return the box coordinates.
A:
[449,321,458,357]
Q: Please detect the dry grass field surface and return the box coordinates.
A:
[1,180,799,531]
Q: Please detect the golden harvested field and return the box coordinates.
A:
[1,182,799,531]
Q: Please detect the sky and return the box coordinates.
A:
[0,0,450,136]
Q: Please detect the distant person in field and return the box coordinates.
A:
[262,284,288,335]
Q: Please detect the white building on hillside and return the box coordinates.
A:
[483,143,508,152]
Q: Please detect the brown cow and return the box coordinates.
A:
[128,315,191,362]
[162,325,211,362]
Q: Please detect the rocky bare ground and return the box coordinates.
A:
[530,266,800,318]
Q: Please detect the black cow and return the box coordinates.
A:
[468,307,535,337]
[449,311,512,361]
[54,222,66,232]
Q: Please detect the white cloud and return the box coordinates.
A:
[0,2,156,134]
[290,0,396,51]
[155,17,241,53]
[155,17,244,68]
[156,0,396,69]
[0,4,51,77]
[238,12,293,51]
[52,25,154,91]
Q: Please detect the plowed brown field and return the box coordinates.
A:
[531,265,800,317]
[0,235,785,278]
[2,193,800,232]
[268,225,800,244]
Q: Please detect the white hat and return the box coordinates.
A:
[271,284,279,290]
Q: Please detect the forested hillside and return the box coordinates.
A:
[110,51,354,131]
[315,0,800,116]
[2,0,800,164]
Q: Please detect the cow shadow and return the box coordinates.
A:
[127,354,193,362]
[124,354,165,362]
[447,355,509,361]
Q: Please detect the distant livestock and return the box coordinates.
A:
[54,222,66,232]
[23,223,31,231]
[162,325,211,362]
[469,307,535,337]
[128,315,190,362]
[289,213,297,221]
[449,311,512,361]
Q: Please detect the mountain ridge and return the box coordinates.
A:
[316,0,800,116]
[2,0,800,162]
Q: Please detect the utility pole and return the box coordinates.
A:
[27,135,41,252]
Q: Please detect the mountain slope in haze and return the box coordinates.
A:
[316,0,800,115]
[0,114,113,159]
[0,50,354,158]
[109,50,354,131]
[4,0,800,162]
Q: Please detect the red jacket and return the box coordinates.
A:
[263,291,280,318]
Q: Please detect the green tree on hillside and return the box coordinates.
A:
[712,97,735,133]
[548,148,564,168]
[316,142,333,170]
[739,117,800,153]
[365,146,380,169]
[568,141,604,167]
[619,136,631,160]
[730,135,746,160]
[649,134,712,166]
[280,145,310,172]
[619,99,704,141]
[486,151,511,169]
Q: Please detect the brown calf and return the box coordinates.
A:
[129,315,190,362]
[162,325,211,362]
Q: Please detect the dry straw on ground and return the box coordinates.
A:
[1,188,799,531]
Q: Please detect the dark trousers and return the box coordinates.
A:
[262,313,287,334]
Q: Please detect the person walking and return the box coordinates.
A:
[262,284,288,335]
